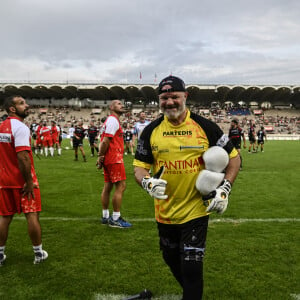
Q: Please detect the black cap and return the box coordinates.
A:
[158,75,186,95]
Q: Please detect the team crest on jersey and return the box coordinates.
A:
[0,133,11,143]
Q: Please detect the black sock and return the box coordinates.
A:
[182,260,203,300]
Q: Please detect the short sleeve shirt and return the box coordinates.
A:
[0,117,38,188]
[133,120,150,140]
[133,110,238,224]
[101,115,124,165]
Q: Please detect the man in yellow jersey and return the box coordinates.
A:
[133,75,240,299]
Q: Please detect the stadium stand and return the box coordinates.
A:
[0,82,299,137]
[9,104,296,137]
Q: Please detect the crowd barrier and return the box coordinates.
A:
[245,135,300,141]
[266,135,300,141]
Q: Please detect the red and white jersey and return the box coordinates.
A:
[51,125,60,136]
[40,126,51,138]
[100,115,124,165]
[35,125,43,138]
[0,117,38,188]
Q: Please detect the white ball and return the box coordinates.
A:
[195,170,225,195]
[203,146,229,172]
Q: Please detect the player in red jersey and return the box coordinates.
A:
[96,100,132,228]
[40,121,54,157]
[34,120,43,155]
[51,120,62,156]
[0,96,48,265]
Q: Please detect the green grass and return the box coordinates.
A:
[0,140,299,300]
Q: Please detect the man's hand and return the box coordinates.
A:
[141,166,168,200]
[22,182,38,201]
[96,155,104,169]
[203,179,232,214]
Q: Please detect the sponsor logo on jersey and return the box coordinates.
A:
[179,145,204,150]
[151,144,169,153]
[162,130,192,137]
[0,133,11,143]
[136,140,148,155]
[216,134,229,148]
[158,149,169,153]
[156,157,204,170]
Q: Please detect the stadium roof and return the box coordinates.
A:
[1,82,300,106]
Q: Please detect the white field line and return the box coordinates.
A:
[95,294,300,300]
[94,294,181,300]
[13,216,300,223]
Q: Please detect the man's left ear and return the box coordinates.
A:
[9,106,16,113]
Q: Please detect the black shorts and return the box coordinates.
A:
[73,138,83,148]
[89,137,97,146]
[249,136,256,144]
[231,139,241,149]
[157,216,209,257]
[257,139,264,144]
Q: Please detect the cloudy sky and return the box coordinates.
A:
[1,0,300,85]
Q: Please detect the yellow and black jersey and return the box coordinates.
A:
[133,110,238,225]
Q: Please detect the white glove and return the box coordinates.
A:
[195,169,225,195]
[203,179,232,214]
[141,166,168,200]
[203,146,229,172]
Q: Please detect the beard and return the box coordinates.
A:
[162,102,186,120]
[15,108,29,119]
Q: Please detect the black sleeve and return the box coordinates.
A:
[190,112,234,154]
[134,116,164,164]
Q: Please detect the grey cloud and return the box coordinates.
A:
[0,0,300,84]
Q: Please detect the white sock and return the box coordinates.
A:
[50,147,54,156]
[33,244,43,255]
[112,211,121,221]
[45,148,48,157]
[102,209,109,219]
[58,148,62,155]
